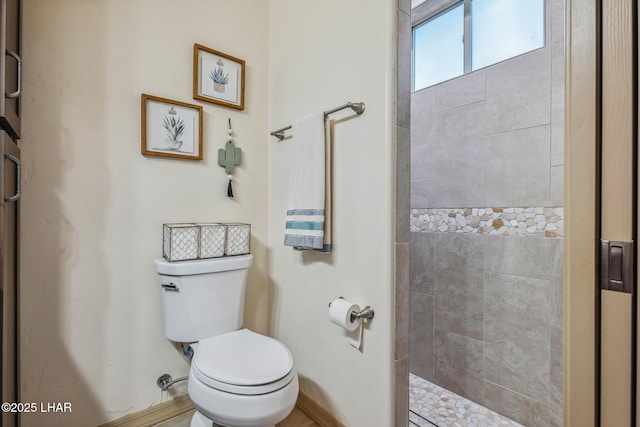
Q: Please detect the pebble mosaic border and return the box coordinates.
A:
[410,207,564,238]
[409,373,524,427]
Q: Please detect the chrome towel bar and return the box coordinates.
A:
[270,101,365,141]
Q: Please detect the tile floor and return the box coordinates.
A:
[152,407,318,427]
[409,374,524,427]
[153,375,522,427]
[153,411,193,427]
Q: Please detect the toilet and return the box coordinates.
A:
[154,254,298,427]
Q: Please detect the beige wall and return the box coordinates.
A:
[267,1,396,426]
[20,1,269,425]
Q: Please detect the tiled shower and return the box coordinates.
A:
[408,0,564,425]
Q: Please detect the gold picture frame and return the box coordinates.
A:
[141,94,203,160]
[193,43,245,110]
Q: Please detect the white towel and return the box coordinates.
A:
[284,114,326,250]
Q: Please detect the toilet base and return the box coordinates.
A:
[189,411,212,427]
[188,367,298,427]
[190,410,275,427]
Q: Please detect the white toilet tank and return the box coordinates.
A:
[154,254,253,343]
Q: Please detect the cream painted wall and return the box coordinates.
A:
[20,1,268,425]
[267,1,396,426]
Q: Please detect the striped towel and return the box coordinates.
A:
[284,114,331,252]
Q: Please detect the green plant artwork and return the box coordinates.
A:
[162,115,185,150]
[210,67,230,94]
[210,67,229,84]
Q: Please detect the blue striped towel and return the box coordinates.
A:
[284,114,327,251]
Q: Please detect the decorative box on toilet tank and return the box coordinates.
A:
[198,223,227,258]
[163,223,251,262]
[163,223,200,261]
[225,223,251,255]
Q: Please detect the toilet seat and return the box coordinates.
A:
[192,329,295,396]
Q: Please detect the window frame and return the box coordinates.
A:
[412,0,470,88]
[412,0,546,90]
[412,2,466,90]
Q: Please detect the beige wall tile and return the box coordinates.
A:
[410,178,436,208]
[550,238,564,325]
[410,291,434,381]
[395,243,410,359]
[549,322,563,427]
[485,48,551,134]
[484,125,551,207]
[433,328,484,403]
[397,9,412,130]
[485,236,552,280]
[484,273,550,403]
[435,234,485,340]
[397,126,411,243]
[410,232,435,295]
[395,356,409,427]
[551,165,564,206]
[434,70,486,113]
[483,380,550,427]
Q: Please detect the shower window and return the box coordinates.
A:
[471,0,545,70]
[412,0,545,91]
[413,3,465,90]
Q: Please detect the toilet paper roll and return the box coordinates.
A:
[329,298,363,350]
[329,298,361,331]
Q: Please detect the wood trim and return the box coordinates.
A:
[599,0,636,424]
[565,0,597,425]
[96,395,194,427]
[96,392,342,427]
[601,0,634,241]
[296,392,347,427]
[601,291,634,425]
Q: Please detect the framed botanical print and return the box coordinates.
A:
[193,43,245,110]
[141,94,203,160]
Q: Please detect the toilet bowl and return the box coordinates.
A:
[154,255,298,427]
[187,329,299,427]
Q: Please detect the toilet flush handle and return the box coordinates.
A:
[161,282,179,292]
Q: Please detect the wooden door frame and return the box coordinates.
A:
[565,0,598,425]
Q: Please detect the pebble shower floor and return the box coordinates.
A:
[409,374,524,427]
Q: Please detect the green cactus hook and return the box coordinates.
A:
[218,141,242,174]
[218,118,242,198]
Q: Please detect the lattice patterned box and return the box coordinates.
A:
[198,223,227,259]
[225,223,251,255]
[163,223,199,262]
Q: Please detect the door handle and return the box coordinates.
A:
[600,240,633,293]
[4,154,20,202]
[5,50,21,99]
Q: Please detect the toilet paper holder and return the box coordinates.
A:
[328,297,375,322]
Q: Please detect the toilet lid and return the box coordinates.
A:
[192,329,294,388]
